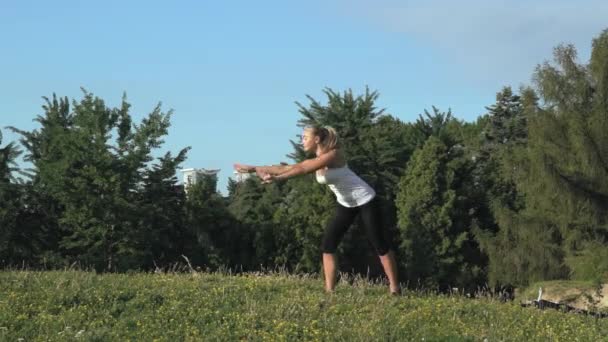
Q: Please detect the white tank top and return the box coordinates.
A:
[315,165,376,208]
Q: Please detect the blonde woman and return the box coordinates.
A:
[234,125,400,294]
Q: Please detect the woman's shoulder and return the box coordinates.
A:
[329,149,347,168]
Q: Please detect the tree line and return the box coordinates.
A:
[2,30,607,290]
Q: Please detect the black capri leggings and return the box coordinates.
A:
[321,197,391,256]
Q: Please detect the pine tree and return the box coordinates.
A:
[185,173,236,269]
[10,91,190,271]
[7,95,72,267]
[0,131,23,264]
[139,150,192,269]
[273,176,334,272]
[396,136,484,289]
[476,30,608,286]
[472,87,537,286]
[226,175,293,270]
[522,31,608,283]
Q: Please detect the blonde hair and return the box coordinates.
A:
[306,125,339,150]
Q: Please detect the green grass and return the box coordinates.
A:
[1,271,607,341]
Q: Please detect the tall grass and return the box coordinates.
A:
[1,270,607,341]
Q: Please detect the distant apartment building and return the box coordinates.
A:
[180,168,220,193]
[233,170,254,183]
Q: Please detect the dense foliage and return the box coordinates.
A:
[2,30,608,289]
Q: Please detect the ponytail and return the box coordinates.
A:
[322,126,339,150]
[306,125,339,150]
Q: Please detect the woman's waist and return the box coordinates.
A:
[327,182,375,196]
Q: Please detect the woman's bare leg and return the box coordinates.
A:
[379,250,400,294]
[323,253,338,292]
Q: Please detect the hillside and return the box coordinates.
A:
[1,271,607,341]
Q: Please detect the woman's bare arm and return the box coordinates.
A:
[272,150,338,181]
[256,163,293,175]
[233,163,293,176]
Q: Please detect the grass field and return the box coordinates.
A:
[1,270,607,341]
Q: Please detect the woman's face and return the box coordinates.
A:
[301,129,319,152]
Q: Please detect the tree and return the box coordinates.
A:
[185,173,237,269]
[523,31,608,283]
[472,87,540,286]
[8,95,72,267]
[10,90,190,271]
[139,150,192,269]
[412,106,456,148]
[227,172,311,271]
[0,131,23,264]
[396,136,485,289]
[476,30,608,286]
[273,176,334,272]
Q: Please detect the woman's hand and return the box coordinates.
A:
[255,167,268,179]
[261,173,274,184]
[233,163,255,173]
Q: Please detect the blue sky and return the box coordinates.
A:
[1,0,607,194]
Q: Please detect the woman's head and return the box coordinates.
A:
[302,125,339,153]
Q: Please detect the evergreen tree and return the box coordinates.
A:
[472,87,538,286]
[396,136,484,289]
[0,131,23,264]
[226,175,291,270]
[7,96,72,267]
[522,31,608,283]
[0,131,56,267]
[139,150,192,268]
[10,91,190,271]
[185,173,237,269]
[412,106,456,148]
[476,31,608,286]
[273,176,334,272]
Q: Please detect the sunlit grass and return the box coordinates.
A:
[1,270,607,341]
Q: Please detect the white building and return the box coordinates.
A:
[180,168,220,192]
[233,170,254,183]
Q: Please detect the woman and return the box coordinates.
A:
[234,125,400,294]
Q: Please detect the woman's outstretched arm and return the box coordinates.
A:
[269,149,338,182]
[233,163,293,176]
[256,163,293,175]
